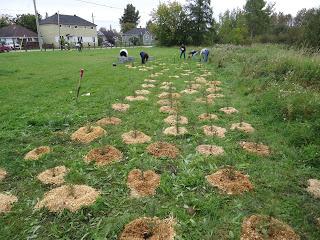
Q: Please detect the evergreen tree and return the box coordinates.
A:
[119,4,140,33]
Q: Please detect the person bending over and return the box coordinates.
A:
[140,51,149,64]
[120,49,128,57]
[200,48,210,62]
[188,50,199,59]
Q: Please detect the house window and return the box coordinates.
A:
[92,37,95,42]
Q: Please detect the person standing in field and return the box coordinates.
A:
[140,51,149,64]
[180,43,186,59]
[200,48,210,62]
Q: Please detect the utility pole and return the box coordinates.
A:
[33,0,42,51]
[91,13,94,24]
[58,11,61,50]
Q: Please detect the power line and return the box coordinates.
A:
[73,0,122,10]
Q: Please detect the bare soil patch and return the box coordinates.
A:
[198,113,218,121]
[127,169,160,198]
[159,106,177,114]
[84,145,123,166]
[96,117,121,126]
[306,179,320,199]
[196,145,224,156]
[0,168,7,181]
[241,215,300,240]
[239,141,270,156]
[163,126,188,136]
[24,146,51,160]
[135,90,150,95]
[231,122,255,134]
[164,115,188,125]
[120,217,175,240]
[122,131,151,144]
[206,168,254,195]
[203,125,227,138]
[125,96,148,101]
[37,166,69,186]
[71,126,106,144]
[0,193,18,214]
[147,142,180,158]
[112,103,130,112]
[220,107,239,114]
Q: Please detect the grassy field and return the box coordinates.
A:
[0,45,319,239]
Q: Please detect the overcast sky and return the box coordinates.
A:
[1,0,319,31]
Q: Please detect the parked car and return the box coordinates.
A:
[0,44,11,53]
[6,43,20,50]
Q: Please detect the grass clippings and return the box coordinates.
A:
[122,131,151,144]
[146,142,180,158]
[96,117,121,126]
[206,168,254,195]
[119,217,175,240]
[239,141,271,156]
[37,166,69,186]
[231,122,255,134]
[141,84,155,89]
[0,193,18,214]
[135,89,150,95]
[203,125,227,138]
[241,215,300,240]
[125,96,148,101]
[84,145,123,166]
[24,146,51,161]
[158,92,181,99]
[220,107,239,114]
[35,184,100,213]
[196,145,224,156]
[71,126,106,144]
[127,169,161,198]
[306,179,320,199]
[198,113,218,121]
[112,103,130,112]
[164,115,188,125]
[0,168,7,181]
[159,106,177,114]
[163,126,188,136]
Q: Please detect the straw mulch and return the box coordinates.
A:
[163,126,188,136]
[198,113,218,121]
[112,103,130,112]
[141,84,155,88]
[159,106,177,114]
[37,166,69,186]
[0,168,7,181]
[135,90,150,95]
[220,107,239,114]
[207,93,224,99]
[146,142,180,158]
[24,146,51,160]
[306,179,320,199]
[231,122,255,134]
[157,100,177,106]
[84,145,123,166]
[125,96,148,101]
[96,117,121,126]
[144,79,157,83]
[71,126,106,144]
[181,89,198,94]
[122,131,151,144]
[196,145,224,156]
[203,125,227,138]
[158,92,181,99]
[0,193,18,214]
[164,115,188,125]
[239,141,271,156]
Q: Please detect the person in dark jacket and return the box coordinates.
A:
[140,51,149,64]
[180,43,186,59]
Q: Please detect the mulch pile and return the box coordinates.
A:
[0,193,18,214]
[144,79,157,83]
[181,89,198,94]
[96,117,121,126]
[207,81,222,86]
[206,168,254,195]
[198,113,218,121]
[37,166,69,185]
[146,142,180,158]
[163,126,188,136]
[157,100,177,106]
[231,122,255,133]
[122,131,151,144]
[24,146,51,160]
[112,103,130,112]
[159,106,177,114]
[203,125,227,138]
[135,90,150,95]
[241,215,300,240]
[206,87,222,93]
[84,145,123,166]
[220,107,239,114]
[141,84,155,88]
[194,97,214,104]
[195,77,207,84]
[191,83,202,90]
[207,93,224,99]
[158,92,181,99]
[306,179,320,199]
[125,96,148,101]
[71,126,106,144]
[0,168,7,181]
[120,217,175,240]
[196,145,224,156]
[35,184,100,212]
[127,169,160,198]
[239,141,271,156]
[164,115,188,125]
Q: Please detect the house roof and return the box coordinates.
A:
[0,24,37,38]
[40,13,96,27]
[100,30,119,39]
[123,28,149,35]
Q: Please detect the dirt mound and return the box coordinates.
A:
[163,126,188,136]
[159,106,177,114]
[84,145,123,166]
[181,89,198,94]
[196,145,224,156]
[125,96,148,101]
[198,113,218,121]
[0,168,7,181]
[122,131,151,144]
[157,100,177,106]
[239,141,271,156]
[24,146,51,160]
[164,115,188,125]
[37,166,69,185]
[231,122,255,133]
[142,84,155,88]
[96,117,121,126]
[35,184,100,213]
[147,142,180,158]
[207,93,224,99]
[206,168,254,195]
[220,107,239,114]
[112,103,130,112]
[203,125,227,138]
[120,217,175,240]
[135,90,150,95]
[144,79,157,83]
[127,169,161,198]
[71,126,106,144]
[241,215,300,240]
[306,179,320,199]
[0,193,18,214]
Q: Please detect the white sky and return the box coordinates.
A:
[1,0,319,31]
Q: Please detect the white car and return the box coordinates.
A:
[6,43,20,50]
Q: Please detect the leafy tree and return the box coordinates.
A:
[187,0,213,45]
[303,8,320,48]
[119,4,140,33]
[0,14,12,28]
[14,14,40,32]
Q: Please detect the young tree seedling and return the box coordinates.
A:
[76,69,84,102]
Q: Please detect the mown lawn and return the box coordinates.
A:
[0,45,319,239]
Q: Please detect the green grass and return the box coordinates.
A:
[0,45,319,239]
